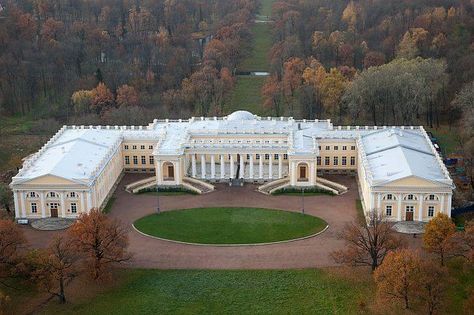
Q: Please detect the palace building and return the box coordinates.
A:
[10,110,454,222]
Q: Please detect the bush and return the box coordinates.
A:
[136,186,198,195]
[271,186,335,196]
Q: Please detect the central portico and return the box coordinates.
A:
[153,110,319,188]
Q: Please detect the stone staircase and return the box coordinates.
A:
[316,177,348,195]
[258,178,290,194]
[182,177,215,194]
[125,176,156,193]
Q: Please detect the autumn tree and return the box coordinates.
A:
[0,220,27,285]
[90,83,115,115]
[423,213,456,266]
[116,85,140,108]
[71,90,93,116]
[29,236,79,304]
[319,68,347,122]
[331,211,404,271]
[0,184,12,213]
[262,75,283,116]
[68,209,131,281]
[418,259,450,315]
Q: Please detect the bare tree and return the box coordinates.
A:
[331,210,405,271]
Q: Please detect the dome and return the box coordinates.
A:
[226,110,256,121]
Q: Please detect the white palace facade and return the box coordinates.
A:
[10,110,454,222]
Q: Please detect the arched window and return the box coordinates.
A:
[46,192,60,199]
[27,192,39,199]
[67,192,79,199]
[382,194,397,201]
[403,194,417,201]
[425,194,439,201]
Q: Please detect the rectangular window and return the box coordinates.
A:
[406,205,414,212]
[140,145,145,150]
[325,157,330,165]
[246,154,250,160]
[342,156,347,165]
[283,154,288,160]
[333,157,338,165]
[71,203,77,214]
[325,145,330,150]
[31,203,37,213]
[141,156,146,164]
[342,146,347,151]
[334,146,338,150]
[351,145,356,150]
[317,157,321,165]
[318,146,321,151]
[124,145,129,150]
[149,156,154,165]
[386,205,392,216]
[265,154,269,160]
[387,194,393,200]
[125,156,130,165]
[428,206,434,217]
[133,156,138,165]
[132,145,137,150]
[350,156,356,166]
[256,154,260,160]
[70,192,76,198]
[274,154,279,160]
[149,145,153,150]
[429,195,435,200]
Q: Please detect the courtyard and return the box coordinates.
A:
[21,173,422,269]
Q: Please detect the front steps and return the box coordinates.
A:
[316,177,348,195]
[258,178,290,194]
[125,176,156,193]
[182,177,215,194]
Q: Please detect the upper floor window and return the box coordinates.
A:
[141,156,146,164]
[125,156,130,165]
[325,146,330,150]
[351,146,356,150]
[387,194,393,200]
[140,145,145,150]
[333,157,338,165]
[428,206,435,217]
[256,154,260,160]
[47,192,59,198]
[31,203,37,213]
[124,145,129,150]
[334,146,338,150]
[317,157,321,165]
[342,146,347,150]
[325,157,330,165]
[149,156,154,165]
[405,194,417,201]
[342,157,347,166]
[28,192,39,198]
[283,154,288,160]
[274,154,279,160]
[318,146,321,150]
[133,156,138,165]
[132,145,137,150]
[386,205,392,216]
[148,145,153,150]
[265,154,270,160]
[350,156,356,166]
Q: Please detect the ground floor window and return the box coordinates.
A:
[149,156,154,165]
[386,205,392,216]
[256,154,260,160]
[274,154,279,160]
[317,157,321,165]
[31,203,37,213]
[405,205,414,221]
[71,203,77,214]
[428,206,434,217]
[342,157,347,165]
[133,156,138,165]
[333,157,338,165]
[350,156,356,166]
[265,154,269,160]
[141,156,146,164]
[325,157,330,165]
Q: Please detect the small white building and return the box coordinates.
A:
[10,110,454,222]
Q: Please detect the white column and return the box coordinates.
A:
[268,154,273,179]
[440,194,445,213]
[176,160,182,184]
[249,154,254,179]
[278,154,283,178]
[290,161,296,186]
[230,155,234,179]
[259,155,263,179]
[40,192,46,218]
[397,193,402,221]
[191,154,197,177]
[239,154,244,178]
[309,162,315,185]
[81,192,86,213]
[201,154,206,179]
[418,194,424,221]
[447,193,452,217]
[377,193,381,212]
[156,160,162,184]
[220,155,225,179]
[60,192,66,218]
[21,192,27,218]
[370,193,375,211]
[211,155,216,179]
[86,191,92,211]
[13,191,20,218]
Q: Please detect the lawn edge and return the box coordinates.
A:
[131,223,329,247]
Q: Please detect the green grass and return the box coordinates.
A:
[137,186,197,196]
[239,24,272,72]
[134,207,327,244]
[43,268,372,315]
[272,186,335,196]
[224,76,268,115]
[355,199,366,225]
[426,126,460,155]
[102,197,116,214]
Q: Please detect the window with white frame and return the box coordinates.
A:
[274,154,279,160]
[148,145,153,150]
[334,146,338,150]
[132,145,137,150]
[351,145,356,150]
[428,206,434,217]
[325,157,330,165]
[71,203,77,214]
[149,156,154,164]
[31,203,37,213]
[317,157,321,165]
[407,194,414,200]
[141,156,146,164]
[350,156,355,165]
[387,194,393,200]
[429,194,436,201]
[386,205,392,216]
[69,192,76,198]
[133,156,138,164]
[342,146,347,150]
[342,156,347,165]
[124,145,129,150]
[333,157,338,165]
[246,154,250,160]
[140,145,145,150]
[256,154,260,160]
[325,145,330,150]
[265,154,269,160]
[283,154,288,160]
[125,156,130,165]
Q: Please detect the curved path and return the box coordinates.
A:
[21,174,420,269]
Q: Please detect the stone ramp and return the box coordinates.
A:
[316,177,348,195]
[258,178,290,194]
[183,177,215,194]
[125,176,156,193]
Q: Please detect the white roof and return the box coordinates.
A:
[11,111,452,188]
[359,129,452,186]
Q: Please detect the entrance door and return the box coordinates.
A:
[168,165,174,179]
[405,206,414,221]
[299,166,307,179]
[50,203,59,218]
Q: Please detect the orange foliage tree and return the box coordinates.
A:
[90,83,115,115]
[116,85,140,107]
[68,209,131,281]
[0,220,27,284]
[423,213,456,266]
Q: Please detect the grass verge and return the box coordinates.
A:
[134,207,327,244]
[271,186,335,196]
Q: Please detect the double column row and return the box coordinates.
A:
[190,153,285,180]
